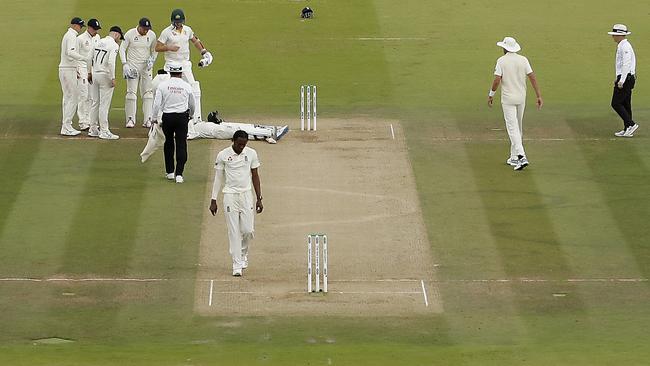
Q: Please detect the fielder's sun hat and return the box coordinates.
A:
[110,26,124,40]
[139,17,152,28]
[87,18,101,30]
[497,37,521,53]
[608,24,631,36]
[70,17,85,27]
[165,61,183,73]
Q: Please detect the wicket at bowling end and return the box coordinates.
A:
[307,233,328,293]
[300,85,317,131]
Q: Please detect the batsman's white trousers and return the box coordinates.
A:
[59,67,79,132]
[179,61,202,122]
[125,62,153,124]
[89,73,115,133]
[223,190,255,271]
[76,67,91,127]
[501,103,526,158]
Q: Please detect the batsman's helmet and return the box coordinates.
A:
[171,9,185,24]
[207,110,223,124]
[301,7,314,19]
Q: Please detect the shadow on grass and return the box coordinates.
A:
[567,117,650,280]
[459,136,587,326]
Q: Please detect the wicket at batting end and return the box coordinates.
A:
[307,233,328,293]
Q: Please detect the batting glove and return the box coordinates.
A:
[198,51,213,68]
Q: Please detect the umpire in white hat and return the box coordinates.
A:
[488,37,543,171]
[608,24,638,137]
[151,62,195,183]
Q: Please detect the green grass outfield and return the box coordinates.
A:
[1,0,649,364]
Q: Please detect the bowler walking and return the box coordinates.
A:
[209,130,264,277]
[488,37,543,171]
[608,24,638,137]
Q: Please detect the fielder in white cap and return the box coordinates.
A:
[488,36,543,171]
[608,24,638,137]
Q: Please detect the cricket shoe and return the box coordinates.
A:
[506,157,519,166]
[126,118,135,128]
[614,129,627,137]
[60,127,81,136]
[165,173,175,180]
[623,124,639,137]
[143,120,152,128]
[275,125,289,141]
[232,268,242,277]
[99,131,120,140]
[79,123,90,131]
[265,137,277,144]
[88,127,100,137]
[175,175,184,183]
[242,255,248,269]
[514,157,529,171]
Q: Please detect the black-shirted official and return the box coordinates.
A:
[152,62,195,183]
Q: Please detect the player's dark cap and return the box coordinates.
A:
[171,9,185,24]
[70,17,85,27]
[88,18,101,30]
[139,17,152,28]
[110,26,124,40]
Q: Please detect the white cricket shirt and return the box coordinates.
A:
[59,27,85,68]
[215,146,260,194]
[158,25,194,63]
[91,36,119,79]
[152,77,195,115]
[120,28,157,65]
[494,52,533,105]
[76,31,100,71]
[615,39,636,83]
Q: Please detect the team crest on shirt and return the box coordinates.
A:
[135,36,139,41]
[227,156,233,161]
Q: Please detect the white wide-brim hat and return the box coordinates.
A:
[608,24,631,36]
[496,36,521,53]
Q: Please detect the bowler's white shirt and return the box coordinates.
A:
[152,77,195,115]
[158,25,194,63]
[92,36,119,79]
[76,31,100,71]
[120,28,157,65]
[494,52,533,105]
[59,28,85,68]
[615,39,636,83]
[215,146,260,194]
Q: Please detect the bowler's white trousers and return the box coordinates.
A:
[223,190,255,271]
[59,67,79,133]
[90,73,115,133]
[502,103,526,159]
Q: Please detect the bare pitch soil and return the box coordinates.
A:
[194,118,442,316]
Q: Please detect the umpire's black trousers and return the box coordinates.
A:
[162,111,190,176]
[611,74,636,129]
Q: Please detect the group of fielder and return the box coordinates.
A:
[58,9,213,140]
[58,9,273,276]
